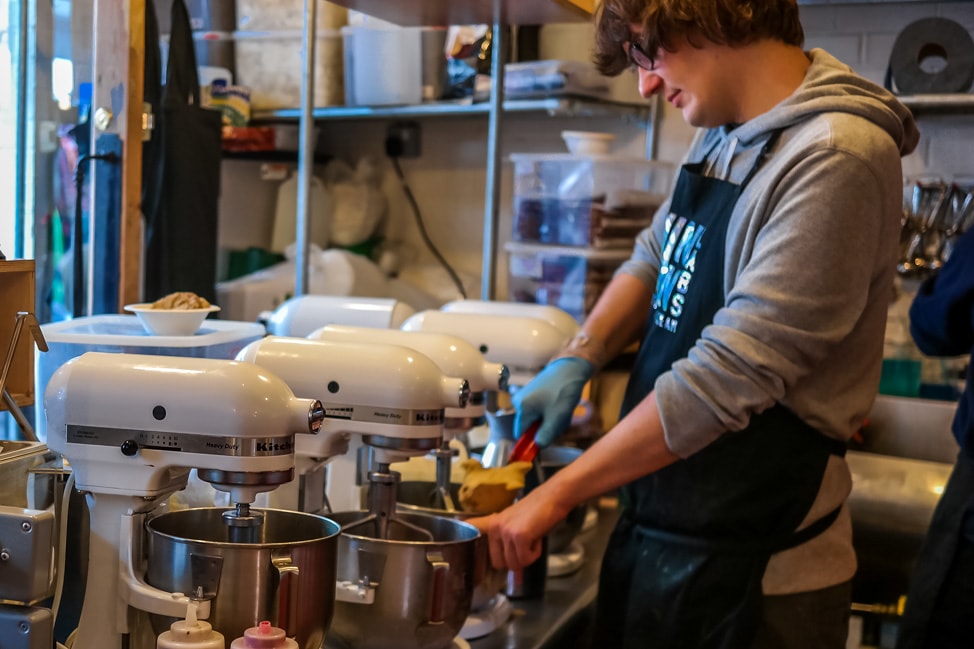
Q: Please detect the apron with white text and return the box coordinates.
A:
[595,131,847,649]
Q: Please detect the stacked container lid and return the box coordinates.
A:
[507,153,674,323]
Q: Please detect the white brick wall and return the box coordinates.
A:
[802,2,974,179]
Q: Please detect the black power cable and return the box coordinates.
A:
[389,156,467,300]
[72,152,120,317]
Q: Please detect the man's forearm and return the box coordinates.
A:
[533,390,679,512]
[555,272,655,369]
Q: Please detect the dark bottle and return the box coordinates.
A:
[505,460,548,599]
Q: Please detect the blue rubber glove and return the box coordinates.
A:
[512,357,593,448]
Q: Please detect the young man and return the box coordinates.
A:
[469,1,919,647]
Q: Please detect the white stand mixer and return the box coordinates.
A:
[440,300,580,339]
[44,352,325,649]
[401,308,571,389]
[401,308,572,459]
[263,295,416,338]
[234,336,470,525]
[306,324,509,510]
[401,306,592,584]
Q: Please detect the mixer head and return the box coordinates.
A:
[400,310,571,387]
[440,299,580,339]
[235,336,470,463]
[264,295,416,337]
[308,324,509,422]
[44,352,324,505]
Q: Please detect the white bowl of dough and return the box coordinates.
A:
[125,293,220,336]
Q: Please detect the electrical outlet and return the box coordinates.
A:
[385,122,421,158]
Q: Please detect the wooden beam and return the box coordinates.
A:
[121,0,145,310]
[90,0,144,312]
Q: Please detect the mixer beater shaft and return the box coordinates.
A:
[341,464,434,541]
[222,502,266,543]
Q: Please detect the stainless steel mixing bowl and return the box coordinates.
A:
[396,481,504,611]
[328,510,480,649]
[145,507,340,649]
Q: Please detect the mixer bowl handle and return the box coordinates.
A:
[272,552,300,634]
[426,551,450,625]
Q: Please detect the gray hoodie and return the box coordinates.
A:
[616,48,920,593]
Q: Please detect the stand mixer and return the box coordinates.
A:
[440,300,580,339]
[400,308,572,461]
[401,307,593,590]
[306,324,509,511]
[263,295,416,338]
[234,336,470,532]
[43,352,327,649]
[234,336,483,649]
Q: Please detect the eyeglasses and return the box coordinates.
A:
[627,40,656,71]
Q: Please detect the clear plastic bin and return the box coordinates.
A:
[511,154,672,248]
[506,242,630,323]
[34,315,265,439]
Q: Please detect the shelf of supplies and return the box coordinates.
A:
[898,94,974,115]
[325,0,593,26]
[251,97,652,125]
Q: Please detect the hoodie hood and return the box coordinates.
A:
[730,48,919,156]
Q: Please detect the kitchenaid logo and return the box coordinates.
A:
[255,439,293,453]
[414,411,442,424]
[652,213,706,334]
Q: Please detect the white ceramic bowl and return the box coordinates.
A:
[124,303,221,336]
[561,130,616,156]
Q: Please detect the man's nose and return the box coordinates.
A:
[637,68,663,98]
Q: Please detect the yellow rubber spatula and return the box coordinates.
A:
[508,420,541,464]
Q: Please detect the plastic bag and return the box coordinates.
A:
[323,156,387,247]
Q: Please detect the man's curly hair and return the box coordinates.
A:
[594,0,804,75]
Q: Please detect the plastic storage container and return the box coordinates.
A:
[34,315,265,439]
[505,242,630,323]
[511,154,673,248]
[233,30,344,110]
[235,0,348,32]
[342,25,422,106]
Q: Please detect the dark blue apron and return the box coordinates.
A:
[595,131,847,649]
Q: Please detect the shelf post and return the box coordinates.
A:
[481,14,506,300]
[295,0,319,296]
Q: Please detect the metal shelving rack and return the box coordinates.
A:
[287,0,627,299]
[251,97,653,124]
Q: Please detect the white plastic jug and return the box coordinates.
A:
[270,172,331,253]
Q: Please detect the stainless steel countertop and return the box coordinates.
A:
[469,503,620,649]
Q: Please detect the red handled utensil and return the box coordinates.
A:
[508,420,541,464]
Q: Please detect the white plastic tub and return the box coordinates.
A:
[342,25,422,106]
